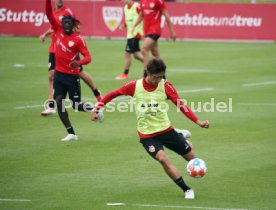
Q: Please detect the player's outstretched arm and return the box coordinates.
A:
[162,10,176,41]
[131,12,143,35]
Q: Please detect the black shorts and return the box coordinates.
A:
[48,53,83,71]
[53,71,81,103]
[140,129,192,159]
[48,53,55,71]
[125,38,141,53]
[146,34,160,42]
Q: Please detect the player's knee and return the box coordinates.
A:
[184,150,196,161]
[156,153,170,166]
[141,46,149,54]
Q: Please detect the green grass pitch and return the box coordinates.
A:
[0,36,275,210]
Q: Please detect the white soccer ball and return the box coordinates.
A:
[186,158,207,178]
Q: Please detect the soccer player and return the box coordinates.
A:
[45,0,94,141]
[131,0,176,76]
[115,0,143,80]
[91,58,209,199]
[40,0,101,116]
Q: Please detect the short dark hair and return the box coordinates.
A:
[147,58,166,74]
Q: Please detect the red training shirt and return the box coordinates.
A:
[140,0,167,36]
[46,0,91,74]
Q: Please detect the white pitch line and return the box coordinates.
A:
[14,104,44,110]
[178,88,214,93]
[0,198,31,202]
[132,204,250,210]
[106,203,126,206]
[13,64,25,68]
[242,81,276,87]
[170,68,235,74]
[170,68,212,73]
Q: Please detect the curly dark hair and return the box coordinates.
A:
[62,15,80,27]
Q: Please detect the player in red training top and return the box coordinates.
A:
[45,0,94,141]
[40,0,101,116]
[131,0,176,76]
[91,58,209,199]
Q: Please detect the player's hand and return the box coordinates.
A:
[196,120,210,128]
[170,29,176,41]
[130,27,135,35]
[70,61,79,68]
[39,34,46,43]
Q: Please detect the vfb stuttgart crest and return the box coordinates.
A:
[102,7,123,32]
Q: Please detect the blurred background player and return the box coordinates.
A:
[131,0,176,77]
[91,58,209,199]
[40,0,101,116]
[115,0,143,80]
[46,0,94,141]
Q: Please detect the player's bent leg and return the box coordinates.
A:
[134,51,143,62]
[79,71,102,101]
[55,95,77,141]
[41,70,56,116]
[142,37,156,71]
[174,128,192,139]
[182,149,196,162]
[155,150,182,180]
[79,71,96,90]
[116,52,131,80]
[48,69,55,99]
[124,52,132,69]
[156,150,193,198]
[150,42,160,59]
[55,95,71,128]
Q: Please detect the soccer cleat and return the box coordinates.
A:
[185,189,195,199]
[61,134,78,141]
[41,107,56,116]
[115,73,128,80]
[175,128,192,139]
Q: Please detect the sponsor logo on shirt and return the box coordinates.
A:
[56,38,72,53]
[68,41,74,47]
